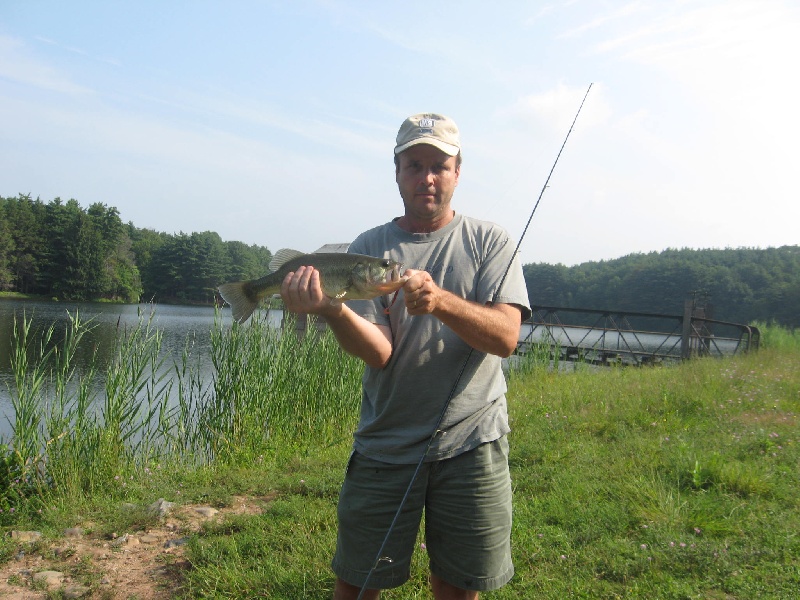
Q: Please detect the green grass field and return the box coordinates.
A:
[1,316,798,598]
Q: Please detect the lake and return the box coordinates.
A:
[0,298,283,440]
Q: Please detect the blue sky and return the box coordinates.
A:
[1,1,797,266]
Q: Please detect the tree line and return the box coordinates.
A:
[0,195,270,304]
[2,195,798,327]
[523,246,800,328]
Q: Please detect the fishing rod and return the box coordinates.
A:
[357,83,593,599]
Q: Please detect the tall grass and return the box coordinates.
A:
[0,309,362,510]
[753,320,800,350]
[199,312,361,463]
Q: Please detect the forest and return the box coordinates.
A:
[1,195,798,327]
[523,246,800,327]
[0,194,270,305]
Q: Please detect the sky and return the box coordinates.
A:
[1,0,798,267]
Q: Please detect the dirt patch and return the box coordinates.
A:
[1,494,274,599]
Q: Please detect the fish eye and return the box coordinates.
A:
[381,259,392,268]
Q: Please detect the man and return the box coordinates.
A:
[281,113,531,599]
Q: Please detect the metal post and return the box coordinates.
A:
[681,299,694,359]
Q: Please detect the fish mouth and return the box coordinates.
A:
[389,263,403,282]
[375,262,406,292]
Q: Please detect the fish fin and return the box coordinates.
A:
[329,290,348,305]
[218,281,259,323]
[269,248,306,273]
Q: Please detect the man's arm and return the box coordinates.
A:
[402,269,522,357]
[281,266,393,369]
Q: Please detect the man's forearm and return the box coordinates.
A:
[431,291,522,357]
[321,303,393,369]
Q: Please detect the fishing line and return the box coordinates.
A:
[356,83,593,599]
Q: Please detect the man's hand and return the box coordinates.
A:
[402,269,440,315]
[281,265,393,368]
[401,269,522,357]
[280,266,342,318]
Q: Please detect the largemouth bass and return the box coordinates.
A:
[218,248,405,323]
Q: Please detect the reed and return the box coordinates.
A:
[1,307,362,508]
[753,320,800,350]
[202,311,361,463]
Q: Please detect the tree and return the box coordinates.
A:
[0,204,15,290]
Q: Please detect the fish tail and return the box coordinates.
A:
[218,281,260,323]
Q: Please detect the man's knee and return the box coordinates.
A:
[333,577,380,600]
[430,574,479,600]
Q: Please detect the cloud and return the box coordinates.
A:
[557,1,646,39]
[589,1,799,78]
[132,86,390,158]
[34,34,122,66]
[496,82,611,136]
[0,35,92,94]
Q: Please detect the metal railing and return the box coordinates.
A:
[517,305,759,366]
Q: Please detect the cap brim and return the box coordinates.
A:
[394,137,460,156]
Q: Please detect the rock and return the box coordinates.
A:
[10,530,42,543]
[148,498,175,518]
[139,534,160,544]
[164,537,189,548]
[64,583,91,598]
[194,506,219,518]
[63,527,83,538]
[33,570,64,588]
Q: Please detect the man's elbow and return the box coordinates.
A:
[362,348,392,370]
[491,305,523,357]
[486,329,520,358]
[496,337,519,358]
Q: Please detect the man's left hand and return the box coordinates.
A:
[402,269,439,315]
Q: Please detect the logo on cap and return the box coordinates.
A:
[418,117,435,133]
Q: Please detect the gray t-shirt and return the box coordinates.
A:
[347,213,531,464]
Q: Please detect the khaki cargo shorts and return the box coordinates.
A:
[331,437,514,591]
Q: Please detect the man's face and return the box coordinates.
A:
[395,144,460,224]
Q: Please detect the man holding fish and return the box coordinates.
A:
[280,114,531,600]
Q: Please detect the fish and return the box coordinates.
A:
[218,248,406,323]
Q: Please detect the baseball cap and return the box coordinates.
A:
[394,113,461,156]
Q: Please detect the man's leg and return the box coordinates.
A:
[430,574,478,600]
[332,453,428,592]
[333,577,380,600]
[425,438,514,593]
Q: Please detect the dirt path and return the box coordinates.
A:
[1,495,269,599]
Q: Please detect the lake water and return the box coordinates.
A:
[0,298,283,440]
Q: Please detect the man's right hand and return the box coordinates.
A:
[280,266,343,318]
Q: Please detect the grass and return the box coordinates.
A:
[503,348,799,598]
[1,315,798,598]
